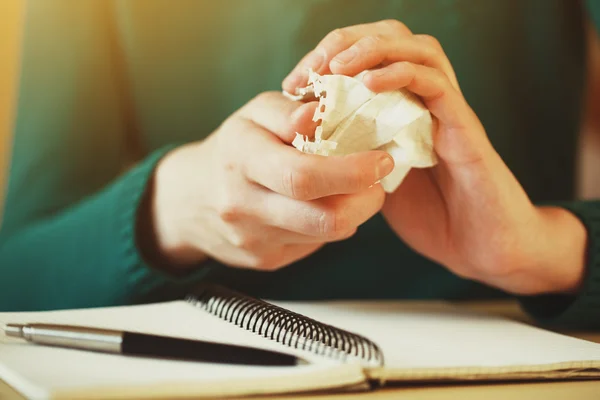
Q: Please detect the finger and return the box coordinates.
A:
[260,242,325,271]
[237,91,304,144]
[233,116,394,199]
[255,185,385,238]
[330,35,459,90]
[276,227,357,244]
[218,211,356,248]
[242,132,394,200]
[282,19,412,93]
[363,61,468,129]
[289,101,320,139]
[195,210,328,270]
[363,62,490,165]
[413,34,460,91]
[282,49,327,93]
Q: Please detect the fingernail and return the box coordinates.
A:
[305,49,325,70]
[283,74,306,92]
[283,51,325,89]
[332,47,357,65]
[376,156,394,179]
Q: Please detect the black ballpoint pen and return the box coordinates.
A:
[2,323,308,366]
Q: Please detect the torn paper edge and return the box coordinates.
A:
[285,69,437,192]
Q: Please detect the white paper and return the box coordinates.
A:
[288,69,438,192]
[3,300,600,398]
[275,300,600,380]
[0,302,363,399]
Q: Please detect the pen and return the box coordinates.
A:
[2,323,308,366]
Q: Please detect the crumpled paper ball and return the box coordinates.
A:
[286,69,437,193]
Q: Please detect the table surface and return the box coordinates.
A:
[1,300,599,400]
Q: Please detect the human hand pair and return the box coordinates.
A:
[150,91,393,271]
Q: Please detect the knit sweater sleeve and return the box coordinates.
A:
[0,147,212,311]
[519,201,600,329]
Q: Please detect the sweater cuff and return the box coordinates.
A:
[519,201,600,329]
[116,145,215,300]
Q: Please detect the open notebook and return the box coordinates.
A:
[2,284,600,399]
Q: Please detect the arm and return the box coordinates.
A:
[0,1,209,311]
[518,5,600,328]
[0,149,211,311]
[1,1,393,311]
[283,19,599,329]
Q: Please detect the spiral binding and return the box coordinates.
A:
[186,284,384,367]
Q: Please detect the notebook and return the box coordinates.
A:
[2,284,600,399]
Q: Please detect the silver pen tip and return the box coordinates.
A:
[2,323,25,338]
[295,357,311,366]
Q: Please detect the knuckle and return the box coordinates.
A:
[343,228,358,239]
[230,232,260,251]
[282,167,314,200]
[251,252,284,271]
[244,253,264,269]
[424,49,444,66]
[219,116,241,135]
[380,19,409,35]
[418,34,442,49]
[252,91,279,105]
[259,259,283,271]
[249,93,265,107]
[331,228,357,242]
[422,43,441,60]
[317,28,349,55]
[218,204,244,223]
[431,68,449,86]
[326,28,348,44]
[359,35,384,50]
[217,195,246,223]
[318,208,349,237]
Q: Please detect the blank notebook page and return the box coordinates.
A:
[275,301,600,376]
[0,301,363,399]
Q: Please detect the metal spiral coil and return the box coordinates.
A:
[186,284,384,367]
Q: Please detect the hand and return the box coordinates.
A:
[148,91,394,271]
[284,20,588,296]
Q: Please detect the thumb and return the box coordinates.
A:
[309,150,395,197]
[282,150,395,200]
[289,101,320,140]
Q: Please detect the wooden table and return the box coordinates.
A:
[2,301,599,400]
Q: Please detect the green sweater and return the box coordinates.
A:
[1,0,600,328]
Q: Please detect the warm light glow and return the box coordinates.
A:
[0,0,24,224]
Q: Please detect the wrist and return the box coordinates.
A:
[527,206,587,295]
[141,147,208,270]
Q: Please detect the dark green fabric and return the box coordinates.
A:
[0,0,598,329]
[519,201,600,330]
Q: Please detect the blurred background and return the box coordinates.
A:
[0,0,24,225]
[1,0,600,227]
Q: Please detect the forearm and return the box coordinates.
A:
[0,149,210,311]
